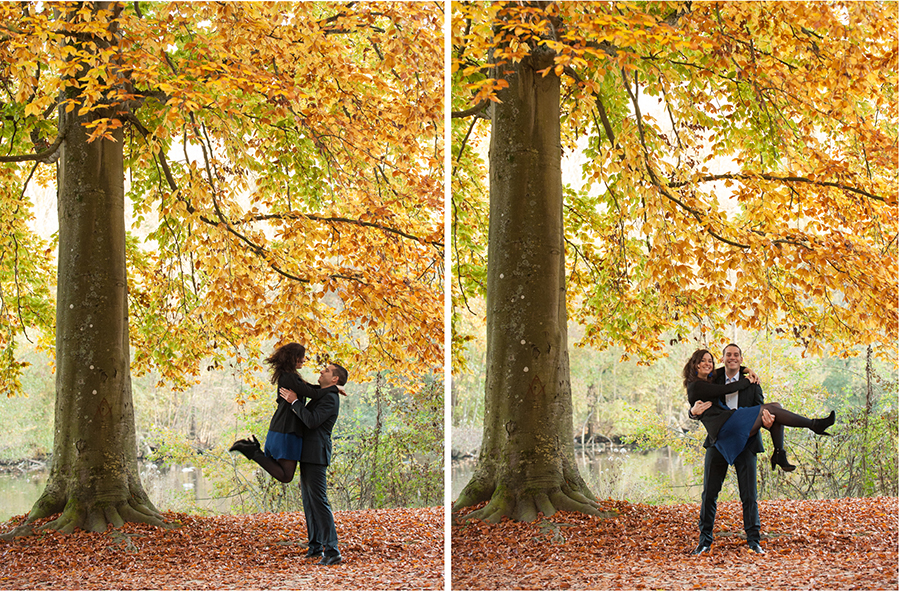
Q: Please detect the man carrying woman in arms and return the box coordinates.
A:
[684,344,835,555]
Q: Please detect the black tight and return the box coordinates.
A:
[750,402,814,450]
[252,455,297,483]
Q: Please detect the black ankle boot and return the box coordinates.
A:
[229,436,261,460]
[770,449,796,472]
[810,410,836,435]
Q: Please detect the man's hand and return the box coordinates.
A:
[691,400,712,417]
[761,408,774,429]
[279,387,298,404]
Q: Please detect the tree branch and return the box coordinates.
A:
[620,66,751,249]
[452,99,491,119]
[0,118,71,163]
[452,115,479,177]
[669,173,889,204]
[249,212,443,249]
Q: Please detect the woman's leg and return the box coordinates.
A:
[252,457,297,483]
[748,403,785,449]
[229,436,297,483]
[750,402,829,434]
[751,403,795,472]
[766,404,786,450]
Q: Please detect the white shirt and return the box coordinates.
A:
[724,372,740,409]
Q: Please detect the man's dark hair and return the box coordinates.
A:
[330,362,349,386]
[723,343,742,356]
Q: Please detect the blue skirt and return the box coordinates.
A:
[264,430,303,461]
[714,405,760,464]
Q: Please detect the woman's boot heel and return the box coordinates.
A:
[771,449,797,472]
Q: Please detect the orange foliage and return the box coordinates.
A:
[452,1,897,364]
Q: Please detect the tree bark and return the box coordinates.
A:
[453,46,599,522]
[21,2,166,534]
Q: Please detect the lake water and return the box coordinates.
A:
[3,448,704,522]
[0,461,226,523]
[452,447,702,504]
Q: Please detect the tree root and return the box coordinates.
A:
[5,495,174,537]
[456,484,606,523]
[0,523,35,541]
[452,476,494,514]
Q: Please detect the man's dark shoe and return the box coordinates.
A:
[304,549,324,559]
[318,554,342,566]
[748,542,765,554]
[691,543,711,555]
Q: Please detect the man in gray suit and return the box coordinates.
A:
[280,362,348,566]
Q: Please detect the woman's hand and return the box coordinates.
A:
[337,385,348,397]
[745,368,759,384]
[279,387,298,404]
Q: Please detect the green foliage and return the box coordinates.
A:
[146,373,443,514]
[2,342,442,514]
[453,320,898,504]
[758,370,899,500]
[330,376,443,510]
[619,404,707,503]
[451,340,485,429]
[0,341,54,461]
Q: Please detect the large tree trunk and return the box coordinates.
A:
[452,46,598,522]
[22,3,166,534]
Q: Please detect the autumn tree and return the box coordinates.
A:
[452,1,897,521]
[0,1,442,533]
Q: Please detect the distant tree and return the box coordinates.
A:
[0,1,442,533]
[452,1,896,521]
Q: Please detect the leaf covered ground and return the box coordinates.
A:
[0,507,441,590]
[452,497,897,590]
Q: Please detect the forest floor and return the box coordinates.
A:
[0,506,442,590]
[452,497,897,590]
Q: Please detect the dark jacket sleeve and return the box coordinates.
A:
[280,373,325,401]
[687,378,751,404]
[289,387,338,429]
[749,383,764,406]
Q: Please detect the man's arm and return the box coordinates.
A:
[689,399,712,419]
[280,387,337,429]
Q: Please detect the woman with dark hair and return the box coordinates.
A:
[229,342,322,483]
[684,349,835,471]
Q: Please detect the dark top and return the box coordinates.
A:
[267,372,324,437]
[687,374,751,445]
[709,367,765,453]
[289,382,341,466]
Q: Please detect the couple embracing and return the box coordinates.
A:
[229,343,349,566]
[683,343,835,555]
